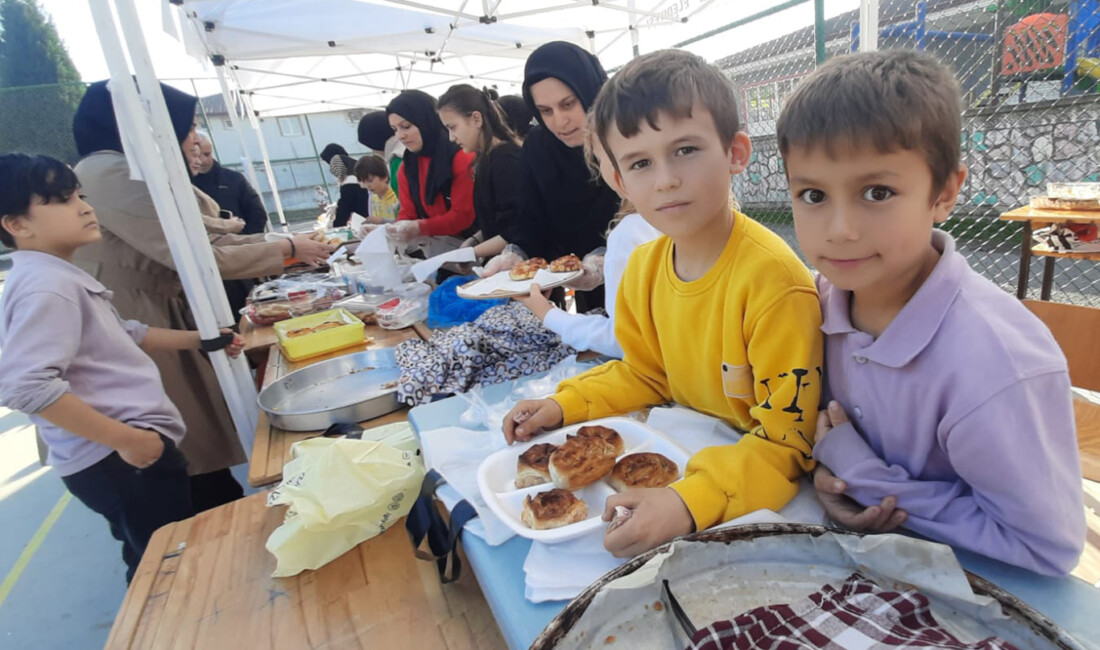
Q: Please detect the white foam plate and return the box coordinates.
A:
[476,417,690,544]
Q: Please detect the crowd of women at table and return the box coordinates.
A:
[0,39,1086,592]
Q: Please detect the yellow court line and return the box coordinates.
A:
[0,491,72,609]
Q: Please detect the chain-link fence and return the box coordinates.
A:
[721,0,1100,306]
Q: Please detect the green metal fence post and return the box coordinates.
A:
[303,113,332,202]
[815,0,827,65]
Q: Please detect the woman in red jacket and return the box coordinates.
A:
[385,90,476,254]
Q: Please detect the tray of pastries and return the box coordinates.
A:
[477,417,689,543]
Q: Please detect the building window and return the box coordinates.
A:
[222,118,234,130]
[742,75,803,124]
[277,116,303,137]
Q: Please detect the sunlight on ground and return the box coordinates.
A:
[0,407,48,505]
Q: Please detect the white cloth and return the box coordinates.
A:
[542,214,660,358]
[411,247,477,283]
[523,405,828,603]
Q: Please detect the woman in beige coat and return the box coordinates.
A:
[71,80,333,511]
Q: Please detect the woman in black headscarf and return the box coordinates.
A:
[385,90,477,252]
[320,143,370,228]
[358,110,404,195]
[70,80,332,512]
[490,41,620,312]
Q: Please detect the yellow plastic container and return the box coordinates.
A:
[274,308,366,362]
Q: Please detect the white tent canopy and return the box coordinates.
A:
[172,0,740,116]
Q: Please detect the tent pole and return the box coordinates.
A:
[215,64,266,224]
[88,0,258,453]
[859,0,880,52]
[242,94,289,230]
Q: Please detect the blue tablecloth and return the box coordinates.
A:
[409,381,1100,650]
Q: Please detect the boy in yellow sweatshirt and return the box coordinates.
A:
[502,50,823,558]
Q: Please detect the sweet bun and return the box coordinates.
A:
[576,425,625,458]
[515,442,558,489]
[521,488,589,529]
[549,434,617,490]
[608,453,680,492]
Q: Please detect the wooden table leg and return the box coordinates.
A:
[1040,256,1056,301]
[1016,220,1033,300]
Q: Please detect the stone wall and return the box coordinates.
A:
[735,96,1100,212]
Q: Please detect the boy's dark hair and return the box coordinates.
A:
[0,153,80,249]
[592,49,741,174]
[776,49,961,196]
[319,143,347,163]
[354,154,389,183]
[497,95,534,138]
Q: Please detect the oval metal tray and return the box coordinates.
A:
[257,348,402,431]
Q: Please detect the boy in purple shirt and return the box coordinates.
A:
[777,51,1084,575]
[0,154,245,582]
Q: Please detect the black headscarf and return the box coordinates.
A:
[357,110,391,151]
[74,80,198,156]
[518,41,617,260]
[319,143,347,164]
[386,90,460,220]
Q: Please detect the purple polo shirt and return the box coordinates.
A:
[0,251,185,476]
[814,230,1085,575]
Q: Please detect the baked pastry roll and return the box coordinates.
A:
[608,453,680,492]
[509,257,548,281]
[549,434,617,490]
[515,442,559,488]
[576,425,625,458]
[521,488,589,530]
[549,254,582,273]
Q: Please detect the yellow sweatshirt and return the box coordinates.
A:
[551,211,823,530]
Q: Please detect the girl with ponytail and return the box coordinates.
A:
[437,84,523,259]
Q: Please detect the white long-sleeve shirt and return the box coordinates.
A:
[542,214,660,357]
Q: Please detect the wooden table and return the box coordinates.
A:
[239,315,278,361]
[998,207,1100,300]
[104,491,506,650]
[248,322,431,487]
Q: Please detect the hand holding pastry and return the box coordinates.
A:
[502,399,563,444]
[514,283,554,322]
[601,487,694,559]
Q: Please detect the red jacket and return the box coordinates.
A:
[397,150,476,237]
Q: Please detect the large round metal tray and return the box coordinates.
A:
[257,348,402,431]
[532,524,1086,650]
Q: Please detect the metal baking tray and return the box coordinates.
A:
[257,348,402,431]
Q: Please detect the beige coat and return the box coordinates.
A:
[73,151,285,475]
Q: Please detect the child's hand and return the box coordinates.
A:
[502,399,563,444]
[815,400,850,444]
[813,464,908,533]
[514,284,554,322]
[602,488,695,558]
[117,428,165,469]
[222,328,245,358]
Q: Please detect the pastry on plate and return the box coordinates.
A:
[549,433,617,490]
[576,425,625,457]
[608,453,680,492]
[549,254,582,273]
[509,257,548,281]
[516,443,559,488]
[521,488,589,530]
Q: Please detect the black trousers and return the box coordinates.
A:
[189,468,244,514]
[61,435,193,583]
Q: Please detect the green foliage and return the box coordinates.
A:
[0,0,84,162]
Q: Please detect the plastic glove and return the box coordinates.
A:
[480,244,527,277]
[385,220,421,243]
[359,222,383,239]
[565,247,605,291]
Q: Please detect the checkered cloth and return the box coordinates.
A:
[688,573,1019,650]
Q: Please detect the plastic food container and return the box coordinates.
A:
[376,296,429,330]
[242,301,294,326]
[274,308,366,361]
